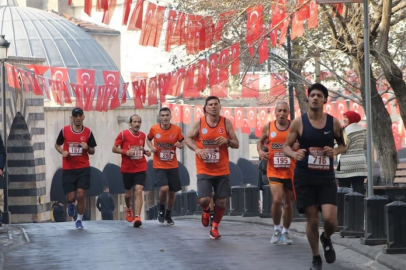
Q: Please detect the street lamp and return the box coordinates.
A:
[0,34,10,224]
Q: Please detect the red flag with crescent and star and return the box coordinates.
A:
[246,107,257,128]
[183,104,192,124]
[77,69,95,85]
[50,67,68,82]
[194,105,204,123]
[242,74,259,98]
[95,85,106,112]
[235,107,244,127]
[103,70,120,85]
[71,83,84,109]
[83,84,96,111]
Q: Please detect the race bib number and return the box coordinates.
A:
[203,147,220,163]
[308,147,330,171]
[273,152,291,168]
[160,149,174,161]
[129,146,143,160]
[68,143,82,156]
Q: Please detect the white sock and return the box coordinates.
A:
[76,214,83,221]
[282,227,289,234]
[274,224,282,231]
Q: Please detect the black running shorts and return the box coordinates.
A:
[122,172,147,190]
[268,177,293,191]
[197,174,231,199]
[154,168,182,192]
[62,167,91,194]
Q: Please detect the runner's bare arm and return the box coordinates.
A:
[283,118,306,161]
[55,143,69,158]
[333,118,346,155]
[185,121,201,151]
[146,137,156,153]
[112,144,130,156]
[225,118,239,149]
[257,124,269,160]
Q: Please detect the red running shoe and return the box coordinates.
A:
[201,211,210,227]
[210,227,221,239]
[133,216,142,228]
[126,209,134,223]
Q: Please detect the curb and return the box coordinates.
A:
[174,215,405,270]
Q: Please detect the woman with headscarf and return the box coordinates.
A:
[334,111,367,194]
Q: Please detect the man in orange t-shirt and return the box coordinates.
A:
[147,107,184,225]
[112,114,151,228]
[257,101,296,245]
[185,96,239,239]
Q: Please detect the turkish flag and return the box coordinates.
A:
[165,10,177,52]
[103,85,114,111]
[109,85,121,110]
[291,14,304,40]
[139,2,156,46]
[382,94,392,114]
[31,74,42,96]
[246,5,264,46]
[38,76,50,99]
[102,0,117,25]
[230,43,240,75]
[95,85,106,112]
[270,73,286,96]
[6,63,20,89]
[197,59,207,91]
[308,0,318,30]
[69,0,73,6]
[214,11,235,41]
[77,69,95,85]
[349,101,365,119]
[131,81,144,109]
[183,105,192,124]
[127,0,145,31]
[235,107,244,127]
[242,74,259,98]
[96,0,109,11]
[183,64,194,96]
[246,107,257,128]
[210,80,228,98]
[219,48,229,83]
[269,107,277,122]
[150,6,165,47]
[122,0,132,25]
[121,82,129,104]
[139,79,147,103]
[17,69,29,92]
[222,107,233,120]
[204,16,214,48]
[48,79,61,104]
[83,84,96,111]
[71,84,84,109]
[171,68,185,96]
[255,120,263,138]
[279,17,290,46]
[196,16,205,51]
[62,82,72,104]
[172,12,186,45]
[84,0,92,17]
[103,70,120,85]
[157,74,166,103]
[258,37,268,64]
[186,14,196,54]
[271,0,286,29]
[208,54,218,87]
[172,104,182,123]
[148,77,158,106]
[241,118,251,134]
[163,72,173,96]
[297,0,310,21]
[257,108,268,126]
[194,105,204,122]
[335,100,347,121]
[26,64,49,75]
[50,67,68,83]
[324,102,334,117]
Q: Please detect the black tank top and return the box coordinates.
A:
[295,113,335,183]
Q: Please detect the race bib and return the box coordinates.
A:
[68,143,82,156]
[308,147,330,171]
[273,151,291,168]
[203,146,220,163]
[160,149,174,161]
[129,146,143,160]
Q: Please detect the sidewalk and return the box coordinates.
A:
[0,224,30,270]
[175,215,406,270]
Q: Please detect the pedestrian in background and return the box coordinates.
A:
[96,187,115,220]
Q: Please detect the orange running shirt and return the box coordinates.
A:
[266,121,295,179]
[195,116,230,176]
[147,124,184,169]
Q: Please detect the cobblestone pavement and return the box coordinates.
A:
[1,220,391,270]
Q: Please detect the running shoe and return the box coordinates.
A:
[75,220,84,230]
[126,209,134,223]
[280,232,293,245]
[165,216,175,225]
[310,259,322,270]
[133,216,142,228]
[201,211,210,227]
[320,232,336,264]
[210,227,221,239]
[67,203,75,217]
[270,229,281,244]
[158,211,165,224]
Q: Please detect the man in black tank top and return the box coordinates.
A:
[283,84,346,270]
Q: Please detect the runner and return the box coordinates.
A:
[112,114,151,227]
[257,101,296,245]
[54,107,97,229]
[185,96,239,239]
[147,107,184,225]
[283,83,346,270]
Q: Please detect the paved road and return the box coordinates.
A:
[3,220,389,270]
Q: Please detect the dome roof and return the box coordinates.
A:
[0,3,120,85]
